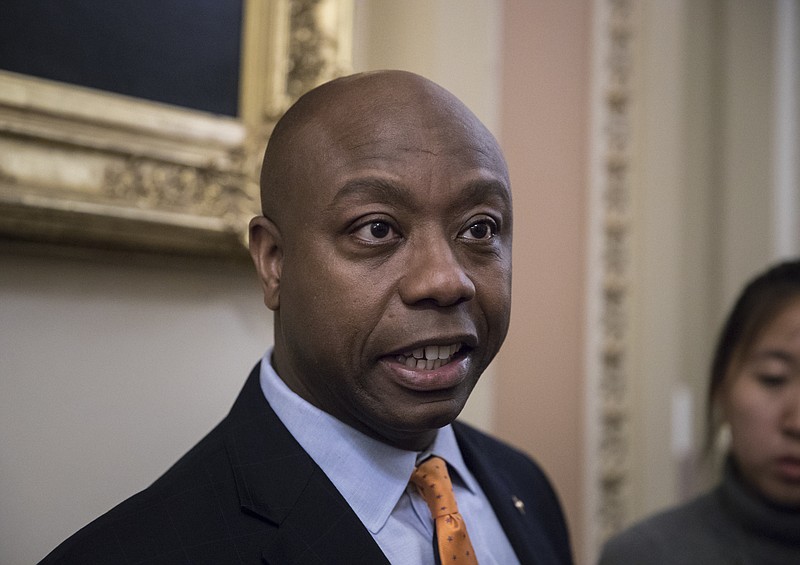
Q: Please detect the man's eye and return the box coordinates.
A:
[461,219,496,240]
[353,220,398,243]
[369,222,391,238]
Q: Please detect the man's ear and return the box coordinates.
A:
[249,216,283,310]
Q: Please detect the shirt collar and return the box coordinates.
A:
[257,350,478,533]
[421,424,480,496]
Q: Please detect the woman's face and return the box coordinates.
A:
[722,298,800,508]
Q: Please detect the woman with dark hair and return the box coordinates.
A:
[599,260,800,564]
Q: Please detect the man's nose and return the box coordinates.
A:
[398,237,476,307]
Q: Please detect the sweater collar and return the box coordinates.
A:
[719,457,800,545]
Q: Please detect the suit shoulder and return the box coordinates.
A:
[39,421,233,564]
[452,420,526,456]
[453,420,551,479]
[453,420,573,564]
[451,420,566,521]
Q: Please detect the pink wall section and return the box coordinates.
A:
[496,1,591,559]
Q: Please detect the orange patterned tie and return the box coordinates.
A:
[411,456,479,564]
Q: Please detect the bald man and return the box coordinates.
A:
[41,71,572,565]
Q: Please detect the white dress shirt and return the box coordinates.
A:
[258,349,519,564]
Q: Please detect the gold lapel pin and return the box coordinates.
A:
[512,495,525,515]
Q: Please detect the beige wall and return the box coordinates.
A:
[496,1,590,561]
[0,248,271,563]
[601,2,797,562]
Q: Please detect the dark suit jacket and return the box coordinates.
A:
[41,364,572,564]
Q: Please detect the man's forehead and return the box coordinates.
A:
[262,71,508,215]
[301,73,486,140]
[331,128,504,166]
[327,175,511,210]
[307,96,505,166]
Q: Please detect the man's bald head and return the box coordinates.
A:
[248,70,512,450]
[258,70,507,226]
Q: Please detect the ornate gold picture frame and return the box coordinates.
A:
[0,0,353,258]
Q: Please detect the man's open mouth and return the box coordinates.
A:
[394,343,463,370]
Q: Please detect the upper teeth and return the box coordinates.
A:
[413,344,460,360]
[396,343,462,370]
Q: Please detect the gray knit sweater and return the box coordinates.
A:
[598,461,800,564]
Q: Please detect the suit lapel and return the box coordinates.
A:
[454,422,561,565]
[224,365,389,564]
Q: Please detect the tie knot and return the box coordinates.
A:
[411,456,458,518]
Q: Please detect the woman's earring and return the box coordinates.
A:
[715,422,731,455]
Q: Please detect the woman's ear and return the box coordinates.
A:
[249,216,283,310]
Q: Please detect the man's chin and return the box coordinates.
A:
[372,401,467,450]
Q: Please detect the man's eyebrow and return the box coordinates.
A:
[459,179,512,208]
